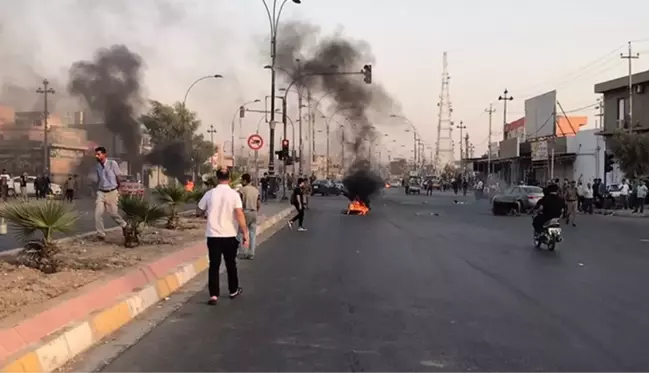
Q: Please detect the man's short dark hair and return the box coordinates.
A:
[241,173,251,183]
[546,184,559,193]
[95,146,107,154]
[297,177,304,185]
[216,167,230,181]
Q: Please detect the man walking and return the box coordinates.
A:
[634,180,647,214]
[564,180,578,227]
[238,173,260,260]
[64,174,75,203]
[620,179,630,209]
[260,172,269,202]
[94,147,128,240]
[582,182,594,214]
[19,172,28,201]
[288,178,307,231]
[197,167,248,305]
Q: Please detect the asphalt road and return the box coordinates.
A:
[99,188,649,371]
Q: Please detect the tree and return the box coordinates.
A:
[608,130,649,180]
[0,201,79,273]
[154,185,189,229]
[389,158,407,176]
[140,100,216,182]
[442,163,456,181]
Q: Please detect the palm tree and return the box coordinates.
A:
[0,200,79,273]
[154,185,189,229]
[118,195,167,248]
[229,170,243,189]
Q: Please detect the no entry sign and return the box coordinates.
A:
[247,134,264,151]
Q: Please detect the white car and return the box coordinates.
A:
[9,176,62,197]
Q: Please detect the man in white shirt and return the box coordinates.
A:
[197,167,249,305]
[582,182,594,214]
[634,181,647,214]
[620,180,630,209]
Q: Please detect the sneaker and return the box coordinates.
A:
[287,221,294,230]
[297,227,307,232]
[229,288,243,299]
[207,297,218,305]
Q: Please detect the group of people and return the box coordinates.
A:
[194,167,313,305]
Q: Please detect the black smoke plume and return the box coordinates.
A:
[145,140,192,184]
[273,22,395,204]
[67,45,144,166]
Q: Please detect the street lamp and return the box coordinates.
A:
[182,74,223,108]
[261,0,302,181]
[391,114,419,171]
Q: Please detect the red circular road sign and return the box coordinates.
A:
[247,134,264,150]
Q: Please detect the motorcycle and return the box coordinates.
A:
[533,214,563,251]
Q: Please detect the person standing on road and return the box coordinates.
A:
[0,169,10,201]
[581,182,594,214]
[634,181,647,214]
[64,174,75,203]
[564,180,578,227]
[620,179,630,209]
[260,172,269,202]
[19,172,28,201]
[94,147,128,240]
[237,173,260,260]
[288,178,307,231]
[197,167,248,305]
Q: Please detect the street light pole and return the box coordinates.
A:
[456,121,467,176]
[36,79,55,174]
[207,125,217,146]
[260,0,301,180]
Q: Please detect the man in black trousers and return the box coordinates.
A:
[196,167,249,305]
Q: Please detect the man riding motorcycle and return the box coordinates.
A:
[532,183,566,235]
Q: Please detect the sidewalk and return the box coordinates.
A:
[593,208,649,218]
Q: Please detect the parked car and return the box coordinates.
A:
[8,176,62,198]
[492,185,544,215]
[406,177,421,194]
[311,179,340,196]
[118,175,145,197]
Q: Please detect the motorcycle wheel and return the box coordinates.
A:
[534,238,542,248]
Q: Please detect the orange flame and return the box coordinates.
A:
[347,200,369,215]
[185,181,194,192]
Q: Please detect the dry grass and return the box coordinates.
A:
[0,216,205,320]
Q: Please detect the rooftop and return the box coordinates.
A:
[594,69,649,93]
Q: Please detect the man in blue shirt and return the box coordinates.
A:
[94,146,127,240]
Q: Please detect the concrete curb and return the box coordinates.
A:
[0,206,294,373]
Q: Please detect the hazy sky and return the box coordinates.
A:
[2,0,649,161]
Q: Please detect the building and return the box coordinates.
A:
[471,115,595,185]
[594,69,649,133]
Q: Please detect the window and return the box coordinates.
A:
[617,97,626,128]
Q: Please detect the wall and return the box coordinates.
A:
[598,81,649,132]
[567,129,604,183]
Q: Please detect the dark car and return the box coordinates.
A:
[311,179,340,196]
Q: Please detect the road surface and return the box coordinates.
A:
[97,189,649,371]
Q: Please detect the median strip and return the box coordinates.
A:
[0,204,294,373]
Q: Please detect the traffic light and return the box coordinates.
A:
[239,106,245,118]
[362,64,372,84]
[604,151,615,173]
[281,139,289,156]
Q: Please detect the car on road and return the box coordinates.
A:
[311,179,340,196]
[118,175,145,197]
[406,176,421,194]
[492,185,544,215]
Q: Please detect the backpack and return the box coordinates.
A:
[290,189,298,205]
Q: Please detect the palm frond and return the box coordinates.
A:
[154,184,189,205]
[119,194,168,225]
[187,187,208,203]
[0,200,79,244]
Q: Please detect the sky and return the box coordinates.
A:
[1,0,649,163]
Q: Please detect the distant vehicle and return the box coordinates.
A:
[406,176,421,195]
[118,175,145,197]
[492,185,544,215]
[8,175,62,197]
[311,179,340,196]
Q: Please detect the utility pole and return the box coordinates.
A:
[485,104,496,175]
[595,98,604,180]
[36,79,55,174]
[325,121,330,177]
[457,121,466,177]
[340,126,345,171]
[296,58,304,175]
[621,41,639,130]
[498,89,513,129]
[464,133,470,161]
